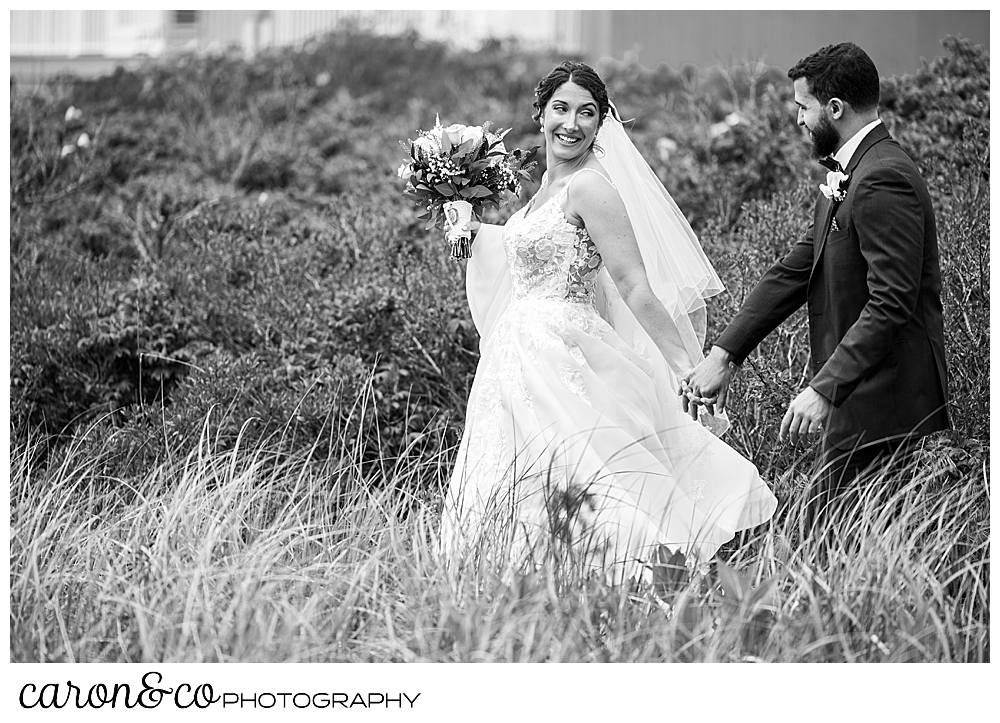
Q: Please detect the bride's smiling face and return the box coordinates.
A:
[541,81,600,161]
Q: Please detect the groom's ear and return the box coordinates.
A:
[827,98,846,120]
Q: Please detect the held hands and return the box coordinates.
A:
[678,345,735,420]
[680,346,832,445]
[779,386,832,446]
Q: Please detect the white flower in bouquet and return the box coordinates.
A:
[435,123,485,155]
[412,135,439,159]
[451,124,485,153]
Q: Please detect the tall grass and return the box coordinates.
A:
[10,384,988,663]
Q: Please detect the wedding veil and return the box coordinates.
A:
[593,104,724,376]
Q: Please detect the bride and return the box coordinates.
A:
[441,61,776,581]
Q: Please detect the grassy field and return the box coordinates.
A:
[9,31,989,665]
[10,380,988,664]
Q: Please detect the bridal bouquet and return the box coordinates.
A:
[398,117,538,259]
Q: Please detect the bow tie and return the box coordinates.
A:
[818,156,843,173]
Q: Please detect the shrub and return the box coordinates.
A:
[10,28,988,495]
[881,35,989,173]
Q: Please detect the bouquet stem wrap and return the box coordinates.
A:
[444,200,474,259]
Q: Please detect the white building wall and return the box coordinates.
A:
[11,9,165,57]
[266,10,563,48]
[11,9,573,58]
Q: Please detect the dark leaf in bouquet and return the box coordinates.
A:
[424,206,441,229]
[434,183,456,197]
[454,139,477,160]
[469,159,491,174]
[462,185,493,199]
[411,187,433,198]
[514,145,540,167]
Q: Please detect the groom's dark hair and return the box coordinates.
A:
[788,43,880,112]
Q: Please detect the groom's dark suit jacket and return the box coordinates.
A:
[716,124,950,451]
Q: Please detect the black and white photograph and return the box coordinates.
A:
[7,5,991,717]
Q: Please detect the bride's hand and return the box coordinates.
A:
[678,380,718,419]
[680,346,734,419]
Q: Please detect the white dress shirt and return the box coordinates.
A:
[833,118,883,170]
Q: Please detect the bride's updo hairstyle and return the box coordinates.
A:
[532,61,617,129]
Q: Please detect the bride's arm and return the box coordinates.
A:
[571,173,694,374]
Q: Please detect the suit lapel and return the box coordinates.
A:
[811,191,838,277]
[810,123,891,277]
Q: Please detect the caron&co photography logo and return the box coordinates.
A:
[18,671,421,711]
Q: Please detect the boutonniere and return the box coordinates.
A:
[819,170,850,202]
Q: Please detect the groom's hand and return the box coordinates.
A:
[780,386,832,446]
[679,346,735,420]
[678,379,710,419]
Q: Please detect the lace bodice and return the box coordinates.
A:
[503,171,604,306]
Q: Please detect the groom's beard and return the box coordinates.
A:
[810,111,841,159]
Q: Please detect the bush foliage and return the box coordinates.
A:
[10,31,989,490]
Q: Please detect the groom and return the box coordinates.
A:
[682,43,949,527]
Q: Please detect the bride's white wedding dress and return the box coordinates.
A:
[442,169,776,580]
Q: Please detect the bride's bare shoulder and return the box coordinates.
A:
[577,162,614,187]
[568,164,620,206]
